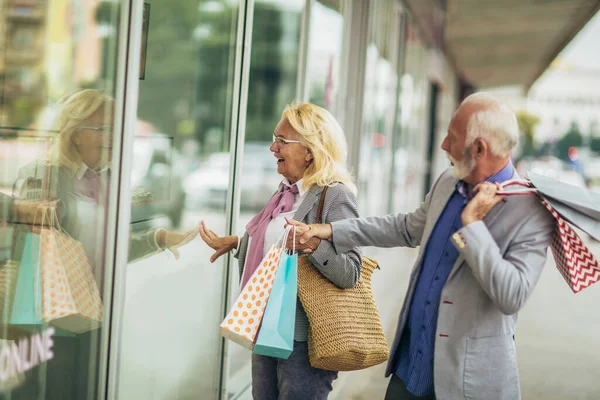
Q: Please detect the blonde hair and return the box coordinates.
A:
[53,89,113,175]
[282,103,357,195]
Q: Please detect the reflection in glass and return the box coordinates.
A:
[306,0,344,115]
[222,1,304,397]
[391,18,430,213]
[113,1,240,399]
[357,0,400,216]
[0,0,122,398]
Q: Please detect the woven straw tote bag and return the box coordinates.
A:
[297,186,389,371]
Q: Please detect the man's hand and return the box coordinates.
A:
[285,218,333,244]
[285,228,321,254]
[461,182,504,226]
[157,227,197,260]
[198,221,238,263]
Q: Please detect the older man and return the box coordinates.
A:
[289,93,556,399]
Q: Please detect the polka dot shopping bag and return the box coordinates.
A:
[219,227,293,350]
[39,208,103,333]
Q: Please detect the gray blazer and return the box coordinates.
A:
[236,183,362,341]
[331,169,555,400]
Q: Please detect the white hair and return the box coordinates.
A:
[460,92,519,157]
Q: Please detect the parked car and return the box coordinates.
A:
[184,143,280,211]
[130,135,188,228]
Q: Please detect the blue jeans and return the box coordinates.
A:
[252,341,338,399]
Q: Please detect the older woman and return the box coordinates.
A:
[200,102,362,399]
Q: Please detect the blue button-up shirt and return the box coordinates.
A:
[395,162,515,396]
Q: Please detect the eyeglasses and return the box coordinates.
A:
[272,135,301,146]
[80,125,114,133]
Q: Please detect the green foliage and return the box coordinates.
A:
[557,123,583,160]
[590,137,600,153]
[92,0,300,154]
[515,110,540,158]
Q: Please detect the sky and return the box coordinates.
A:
[557,11,600,70]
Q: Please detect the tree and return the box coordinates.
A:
[515,110,540,159]
[557,122,584,160]
[94,0,296,154]
[590,137,600,153]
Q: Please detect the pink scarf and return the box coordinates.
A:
[242,183,298,287]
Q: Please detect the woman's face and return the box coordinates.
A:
[73,106,114,169]
[269,117,312,184]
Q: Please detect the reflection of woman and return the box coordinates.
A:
[10,89,194,400]
[14,89,192,272]
[200,103,361,399]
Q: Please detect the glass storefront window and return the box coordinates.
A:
[392,18,429,213]
[224,1,303,398]
[112,1,240,399]
[357,0,400,216]
[0,0,121,398]
[305,0,344,116]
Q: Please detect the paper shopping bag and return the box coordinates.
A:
[219,244,282,349]
[528,172,600,221]
[253,251,297,359]
[39,227,103,333]
[499,180,600,293]
[541,199,600,293]
[527,172,600,240]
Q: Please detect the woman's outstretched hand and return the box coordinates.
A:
[199,221,238,262]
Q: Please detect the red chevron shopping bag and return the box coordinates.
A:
[541,199,600,293]
[499,179,600,293]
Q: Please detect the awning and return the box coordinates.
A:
[406,0,600,89]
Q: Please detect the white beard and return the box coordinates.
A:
[447,152,475,180]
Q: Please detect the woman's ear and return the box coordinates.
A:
[72,133,81,146]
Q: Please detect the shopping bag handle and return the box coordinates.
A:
[277,225,293,252]
[497,179,539,196]
[32,203,69,235]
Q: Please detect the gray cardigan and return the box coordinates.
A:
[236,183,362,341]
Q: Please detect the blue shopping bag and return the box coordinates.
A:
[10,232,43,329]
[253,250,298,359]
[5,231,74,337]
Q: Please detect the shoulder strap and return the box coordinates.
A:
[316,186,328,224]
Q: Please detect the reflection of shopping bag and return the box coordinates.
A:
[0,261,20,326]
[253,242,298,359]
[9,233,43,329]
[219,227,292,350]
[39,215,103,333]
[500,180,600,293]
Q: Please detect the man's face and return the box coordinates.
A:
[441,105,476,180]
